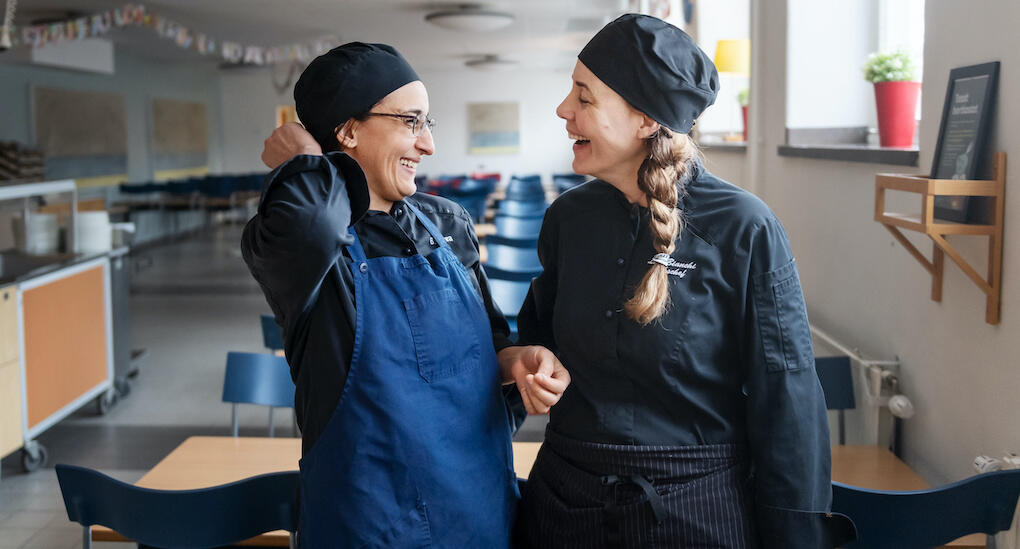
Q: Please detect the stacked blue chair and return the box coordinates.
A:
[832,469,1020,548]
[222,351,295,437]
[494,215,543,240]
[484,267,535,340]
[553,173,588,194]
[443,176,496,223]
[505,174,545,202]
[485,235,541,274]
[56,464,299,549]
[497,198,548,218]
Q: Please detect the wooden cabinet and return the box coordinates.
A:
[0,284,21,459]
[0,360,23,458]
[0,285,17,365]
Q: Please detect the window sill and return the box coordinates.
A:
[700,141,747,152]
[777,144,918,166]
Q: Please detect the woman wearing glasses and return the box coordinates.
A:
[241,42,568,547]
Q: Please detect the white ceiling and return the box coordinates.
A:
[9,0,629,70]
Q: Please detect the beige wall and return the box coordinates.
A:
[707,0,1018,484]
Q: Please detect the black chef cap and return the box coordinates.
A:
[578,14,718,134]
[294,42,420,150]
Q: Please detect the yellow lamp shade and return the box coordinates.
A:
[714,39,750,75]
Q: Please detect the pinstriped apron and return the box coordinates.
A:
[518,427,757,549]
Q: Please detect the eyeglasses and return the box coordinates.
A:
[365,112,436,137]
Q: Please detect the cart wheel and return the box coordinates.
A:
[114,377,132,399]
[97,389,117,415]
[21,445,48,473]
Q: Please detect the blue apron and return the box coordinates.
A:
[298,203,518,548]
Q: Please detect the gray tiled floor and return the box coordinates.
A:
[0,223,548,548]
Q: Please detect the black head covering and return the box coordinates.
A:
[578,14,718,134]
[294,42,420,150]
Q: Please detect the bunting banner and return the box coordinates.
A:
[5,3,338,65]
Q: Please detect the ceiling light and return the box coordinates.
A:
[465,54,517,71]
[425,9,514,32]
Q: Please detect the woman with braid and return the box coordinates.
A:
[514,14,850,548]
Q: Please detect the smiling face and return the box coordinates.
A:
[555,61,658,192]
[340,80,435,211]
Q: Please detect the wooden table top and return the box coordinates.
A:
[93,440,982,547]
[92,437,542,546]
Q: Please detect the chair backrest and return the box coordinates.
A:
[485,266,537,320]
[484,235,541,273]
[260,314,284,352]
[56,464,298,549]
[494,215,543,239]
[832,470,1020,549]
[815,356,856,410]
[222,352,294,409]
[497,199,548,218]
[506,174,545,202]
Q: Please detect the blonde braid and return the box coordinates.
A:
[624,129,700,325]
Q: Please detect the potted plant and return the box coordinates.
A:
[862,50,920,147]
[737,88,749,142]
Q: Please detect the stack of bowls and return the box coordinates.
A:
[13,213,60,255]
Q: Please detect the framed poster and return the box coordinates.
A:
[152,98,208,180]
[33,86,127,181]
[468,102,520,155]
[931,61,1000,223]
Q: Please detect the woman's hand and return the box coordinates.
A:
[262,122,322,169]
[497,346,570,415]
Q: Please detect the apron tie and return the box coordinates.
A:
[600,474,666,524]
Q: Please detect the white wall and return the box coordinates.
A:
[0,48,223,182]
[711,0,1019,484]
[217,66,576,181]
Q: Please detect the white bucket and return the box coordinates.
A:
[77,211,112,255]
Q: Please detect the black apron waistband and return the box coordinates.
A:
[542,426,748,479]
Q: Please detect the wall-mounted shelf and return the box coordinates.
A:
[874,152,1006,325]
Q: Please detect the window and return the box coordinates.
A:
[694,0,750,142]
[785,0,924,149]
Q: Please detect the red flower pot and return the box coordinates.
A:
[741,105,749,142]
[874,81,920,147]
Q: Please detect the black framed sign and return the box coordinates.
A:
[931,61,1000,223]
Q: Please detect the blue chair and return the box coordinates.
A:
[497,199,548,218]
[494,215,543,239]
[485,267,537,340]
[832,470,1020,549]
[261,314,284,353]
[506,174,545,202]
[445,177,496,222]
[553,173,588,194]
[484,235,541,273]
[222,352,295,437]
[56,464,299,549]
[815,356,855,445]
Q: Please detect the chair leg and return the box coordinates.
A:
[290,531,298,549]
[269,407,275,438]
[232,404,239,438]
[83,525,92,549]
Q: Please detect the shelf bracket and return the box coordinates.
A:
[875,152,1006,324]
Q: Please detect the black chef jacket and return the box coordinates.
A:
[241,153,514,455]
[517,162,833,546]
